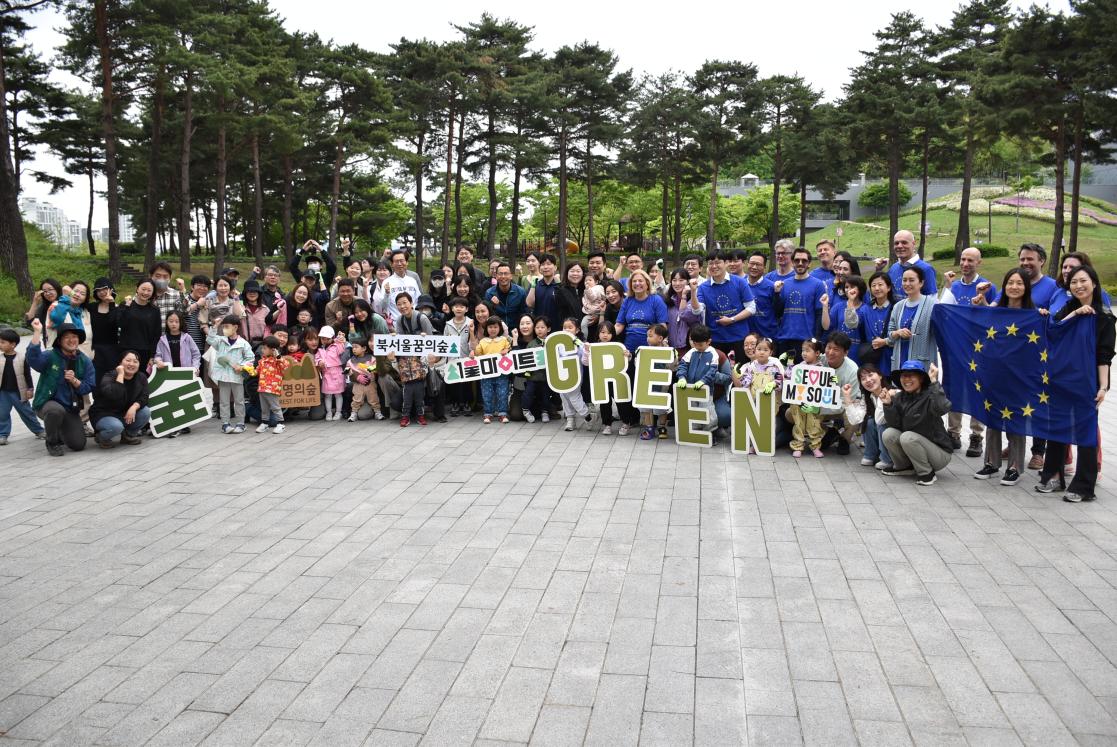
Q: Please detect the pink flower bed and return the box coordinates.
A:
[994,196,1117,226]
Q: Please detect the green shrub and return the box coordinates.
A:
[931,245,1011,261]
[858,182,913,210]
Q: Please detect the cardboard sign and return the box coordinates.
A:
[781,364,841,407]
[443,348,546,384]
[279,355,321,408]
[632,346,675,410]
[544,332,582,394]
[730,389,777,456]
[372,334,463,357]
[147,366,211,438]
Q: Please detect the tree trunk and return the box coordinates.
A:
[213,111,227,279]
[557,127,568,273]
[1069,104,1084,253]
[661,176,670,257]
[799,181,807,247]
[86,167,96,256]
[0,44,32,296]
[282,154,293,261]
[887,139,901,263]
[586,140,596,254]
[770,107,783,250]
[144,69,165,269]
[954,123,974,259]
[329,139,344,262]
[203,201,213,253]
[414,132,425,281]
[1049,117,1067,279]
[251,131,264,266]
[707,162,719,251]
[672,172,682,261]
[195,205,201,254]
[511,160,522,257]
[441,105,454,264]
[918,130,930,256]
[454,112,465,250]
[178,68,193,272]
[94,0,121,283]
[486,113,497,257]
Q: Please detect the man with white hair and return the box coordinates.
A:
[765,238,797,282]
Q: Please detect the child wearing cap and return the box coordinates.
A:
[314,325,347,421]
[206,314,254,433]
[255,336,290,433]
[345,336,384,421]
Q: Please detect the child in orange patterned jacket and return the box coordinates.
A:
[255,335,290,434]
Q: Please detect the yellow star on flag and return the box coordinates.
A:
[1038,391,1050,404]
[984,400,993,411]
[975,381,982,392]
[1021,403,1035,417]
[1006,323,1019,336]
[986,326,998,339]
[1042,372,1050,385]
[1000,406,1013,419]
[969,360,978,372]
[973,340,984,352]
[1040,349,1048,362]
[1026,331,1040,344]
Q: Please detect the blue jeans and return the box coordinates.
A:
[481,375,510,416]
[863,417,892,466]
[95,406,151,443]
[0,391,44,438]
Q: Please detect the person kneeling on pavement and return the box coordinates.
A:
[880,360,953,486]
[88,350,151,448]
[26,320,96,456]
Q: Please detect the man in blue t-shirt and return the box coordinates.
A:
[886,230,937,302]
[773,247,828,361]
[1005,243,1058,310]
[746,250,777,340]
[764,238,796,282]
[697,250,756,361]
[809,239,837,286]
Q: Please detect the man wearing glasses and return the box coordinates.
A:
[765,238,797,283]
[772,247,828,360]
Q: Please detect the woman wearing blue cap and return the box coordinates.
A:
[880,360,953,485]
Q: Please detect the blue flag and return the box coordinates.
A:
[931,305,1098,447]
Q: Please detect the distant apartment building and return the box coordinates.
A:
[19,197,80,247]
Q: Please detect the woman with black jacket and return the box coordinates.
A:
[1036,264,1116,503]
[89,350,150,447]
[88,277,120,382]
[554,262,586,327]
[116,279,162,371]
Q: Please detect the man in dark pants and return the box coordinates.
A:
[26,320,96,457]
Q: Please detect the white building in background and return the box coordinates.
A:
[97,215,134,244]
[19,197,79,247]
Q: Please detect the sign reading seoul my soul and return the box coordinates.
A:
[442,332,803,455]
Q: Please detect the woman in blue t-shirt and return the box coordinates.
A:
[864,272,894,377]
[614,270,668,432]
[887,266,937,371]
[823,275,869,364]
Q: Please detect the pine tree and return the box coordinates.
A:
[759,75,817,248]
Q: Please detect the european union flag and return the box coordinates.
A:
[932,305,1098,447]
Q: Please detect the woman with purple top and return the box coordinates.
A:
[663,270,705,355]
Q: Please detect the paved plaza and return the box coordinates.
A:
[3,410,1117,746]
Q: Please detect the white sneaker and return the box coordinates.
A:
[618,424,631,436]
[347,413,358,422]
[374,410,385,420]
[255,423,269,433]
[602,425,612,435]
[860,458,874,466]
[564,418,575,432]
[273,424,286,434]
[541,412,551,423]
[874,461,888,470]
[522,409,536,423]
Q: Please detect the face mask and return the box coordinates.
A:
[308,263,321,273]
[153,279,169,291]
[420,309,432,316]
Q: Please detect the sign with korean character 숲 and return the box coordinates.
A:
[443,347,546,384]
[147,366,211,437]
[279,355,321,408]
[372,334,464,358]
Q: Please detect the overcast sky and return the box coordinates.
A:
[18,0,1071,231]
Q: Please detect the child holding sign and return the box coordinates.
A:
[787,339,826,458]
[639,324,675,440]
[474,316,512,424]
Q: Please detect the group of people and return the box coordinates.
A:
[5,234,1112,502]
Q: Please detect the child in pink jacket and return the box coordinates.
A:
[314,325,347,420]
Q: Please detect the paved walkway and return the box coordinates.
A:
[3,408,1117,746]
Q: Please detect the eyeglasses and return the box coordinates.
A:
[792,259,810,265]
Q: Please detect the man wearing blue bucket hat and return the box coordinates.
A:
[879,360,953,485]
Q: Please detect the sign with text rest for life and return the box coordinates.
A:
[372,335,463,357]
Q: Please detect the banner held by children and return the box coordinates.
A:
[372,335,463,358]
[781,364,840,408]
[279,355,321,408]
[147,366,211,438]
[443,348,546,384]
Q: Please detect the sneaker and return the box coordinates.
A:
[417,415,428,426]
[792,450,802,458]
[835,439,850,456]
[949,433,962,451]
[273,424,286,434]
[1035,478,1065,494]
[222,423,233,434]
[966,435,983,458]
[483,415,492,424]
[602,425,612,435]
[974,464,999,480]
[584,413,595,428]
[347,413,358,422]
[1000,468,1021,486]
[256,423,270,433]
[640,426,655,440]
[541,412,551,423]
[47,443,64,457]
[233,424,245,434]
[881,466,915,477]
[1027,454,1045,471]
[500,416,509,424]
[98,439,114,449]
[463,408,474,417]
[657,426,667,439]
[374,410,385,420]
[83,421,95,437]
[874,461,889,470]
[1063,492,1085,503]
[618,424,631,436]
[522,409,536,423]
[916,472,937,486]
[565,418,575,432]
[436,416,448,423]
[0,437,6,446]
[450,405,461,417]
[812,449,825,458]
[860,457,875,466]
[35,431,46,439]
[400,417,410,427]
[119,433,141,445]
